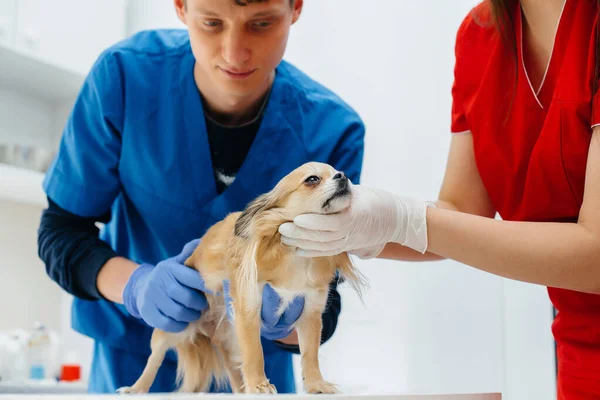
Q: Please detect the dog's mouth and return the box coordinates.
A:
[322,181,351,210]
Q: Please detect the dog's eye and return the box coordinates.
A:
[304,175,321,186]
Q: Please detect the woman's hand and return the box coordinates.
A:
[279,185,434,258]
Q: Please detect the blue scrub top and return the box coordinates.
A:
[43,29,364,394]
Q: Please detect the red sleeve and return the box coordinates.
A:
[450,13,471,134]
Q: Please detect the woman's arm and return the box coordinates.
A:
[378,132,496,262]
[279,129,600,293]
[424,128,600,293]
[382,129,600,294]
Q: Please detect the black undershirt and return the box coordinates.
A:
[204,111,261,194]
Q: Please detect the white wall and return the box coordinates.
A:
[126,2,557,399]
[0,199,62,332]
[126,0,184,32]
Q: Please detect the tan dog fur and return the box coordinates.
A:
[117,162,366,395]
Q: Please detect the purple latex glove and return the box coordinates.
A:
[223,281,305,340]
[123,239,209,333]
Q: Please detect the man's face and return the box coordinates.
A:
[175,0,302,100]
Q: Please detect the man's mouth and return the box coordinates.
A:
[219,67,256,80]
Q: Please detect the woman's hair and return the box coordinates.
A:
[488,0,518,58]
[484,0,600,94]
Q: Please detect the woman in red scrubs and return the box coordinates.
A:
[279,0,600,397]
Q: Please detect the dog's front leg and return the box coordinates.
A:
[231,282,276,394]
[296,289,338,394]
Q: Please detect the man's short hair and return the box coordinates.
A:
[183,0,294,8]
[233,0,294,4]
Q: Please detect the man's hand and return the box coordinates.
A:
[122,239,209,332]
[223,281,305,341]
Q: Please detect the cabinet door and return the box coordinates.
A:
[0,0,16,48]
[15,0,126,76]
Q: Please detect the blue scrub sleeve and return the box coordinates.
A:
[328,114,365,185]
[43,51,124,217]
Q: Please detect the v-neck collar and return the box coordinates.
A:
[517,0,568,110]
[179,54,294,223]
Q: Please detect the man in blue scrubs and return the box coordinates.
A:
[37,0,364,394]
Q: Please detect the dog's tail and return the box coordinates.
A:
[175,334,228,393]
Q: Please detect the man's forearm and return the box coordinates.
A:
[96,256,139,303]
[38,197,123,301]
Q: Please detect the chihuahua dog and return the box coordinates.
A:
[117,162,367,395]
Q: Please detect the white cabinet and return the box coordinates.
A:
[14,0,126,76]
[0,1,127,87]
[0,1,127,206]
[0,0,17,48]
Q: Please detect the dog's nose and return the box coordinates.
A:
[333,172,346,180]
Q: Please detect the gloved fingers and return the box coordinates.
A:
[278,222,347,242]
[349,243,386,259]
[170,263,214,294]
[150,290,201,322]
[261,284,282,328]
[296,248,345,258]
[293,212,351,232]
[174,238,202,263]
[155,291,203,323]
[222,280,231,297]
[153,308,188,333]
[170,286,209,312]
[281,236,347,252]
[279,295,305,326]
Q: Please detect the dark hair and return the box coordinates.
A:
[183,0,294,7]
[485,0,600,95]
[234,0,294,4]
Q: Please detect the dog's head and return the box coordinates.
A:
[232,162,367,301]
[234,162,352,238]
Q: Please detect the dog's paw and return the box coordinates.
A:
[116,386,148,394]
[246,380,277,394]
[304,380,338,394]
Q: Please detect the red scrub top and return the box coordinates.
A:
[451,1,600,398]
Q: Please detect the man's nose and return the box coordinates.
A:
[222,29,251,66]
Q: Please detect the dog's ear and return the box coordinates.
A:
[235,191,279,238]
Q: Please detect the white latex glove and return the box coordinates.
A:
[278,185,435,258]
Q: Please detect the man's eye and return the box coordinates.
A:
[203,20,222,28]
[304,176,321,185]
[252,20,272,29]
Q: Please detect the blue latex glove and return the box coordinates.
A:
[223,281,305,340]
[123,239,210,333]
